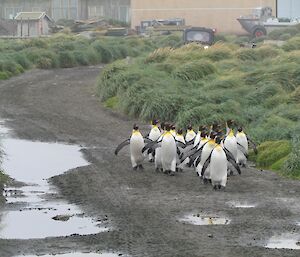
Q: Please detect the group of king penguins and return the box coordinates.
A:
[115,119,257,190]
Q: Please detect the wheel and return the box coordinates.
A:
[253,27,267,38]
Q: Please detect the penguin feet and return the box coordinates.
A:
[163,170,170,175]
[138,164,144,170]
[169,171,176,176]
[218,185,222,190]
[133,166,138,171]
[213,185,218,190]
[149,159,154,163]
[203,178,209,184]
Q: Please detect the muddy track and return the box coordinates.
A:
[0,66,299,257]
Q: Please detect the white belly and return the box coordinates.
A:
[161,134,176,171]
[210,148,227,187]
[130,134,145,166]
[149,127,161,141]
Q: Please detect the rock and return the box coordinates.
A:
[52,215,72,221]
[208,234,213,238]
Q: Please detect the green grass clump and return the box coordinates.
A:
[283,137,300,178]
[252,140,292,168]
[173,61,216,81]
[282,37,300,51]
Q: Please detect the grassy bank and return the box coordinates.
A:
[97,34,300,178]
[0,33,183,80]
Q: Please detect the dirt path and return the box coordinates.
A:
[0,67,299,257]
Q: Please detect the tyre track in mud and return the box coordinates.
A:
[0,66,299,257]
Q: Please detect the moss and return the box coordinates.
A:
[104,96,118,109]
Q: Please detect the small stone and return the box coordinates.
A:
[208,234,213,238]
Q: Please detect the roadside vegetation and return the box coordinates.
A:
[97,26,300,178]
[0,33,182,80]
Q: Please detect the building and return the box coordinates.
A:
[15,12,52,37]
[277,0,300,19]
[0,0,131,23]
[131,0,277,34]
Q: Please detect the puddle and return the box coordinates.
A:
[227,201,256,208]
[0,121,109,239]
[1,138,88,184]
[14,253,121,257]
[265,234,300,250]
[180,214,230,225]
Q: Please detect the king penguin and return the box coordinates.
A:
[148,119,161,162]
[195,132,217,181]
[161,124,177,176]
[236,127,248,167]
[205,137,228,190]
[115,124,145,170]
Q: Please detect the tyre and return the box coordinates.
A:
[253,26,267,38]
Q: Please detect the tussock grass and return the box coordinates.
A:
[97,33,300,178]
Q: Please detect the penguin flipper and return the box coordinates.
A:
[229,158,241,175]
[188,148,203,167]
[144,137,153,144]
[185,139,195,147]
[142,140,157,153]
[224,147,236,162]
[237,143,248,158]
[115,139,130,155]
[201,152,212,177]
[175,140,186,148]
[180,145,197,163]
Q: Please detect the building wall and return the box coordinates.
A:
[1,0,51,19]
[0,0,130,22]
[278,0,300,19]
[16,17,50,37]
[131,0,276,34]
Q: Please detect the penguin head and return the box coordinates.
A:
[199,125,206,131]
[133,124,139,131]
[209,131,217,140]
[171,124,176,131]
[152,119,159,126]
[226,119,235,128]
[187,124,193,131]
[177,128,183,135]
[215,136,222,145]
[200,130,208,138]
[237,127,243,132]
[165,123,171,132]
[160,122,165,131]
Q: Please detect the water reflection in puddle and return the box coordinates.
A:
[1,138,88,184]
[180,214,230,225]
[0,123,109,239]
[14,253,121,257]
[265,234,300,250]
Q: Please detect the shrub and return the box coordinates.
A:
[58,51,77,68]
[173,61,216,81]
[283,137,300,178]
[0,71,9,80]
[282,37,300,51]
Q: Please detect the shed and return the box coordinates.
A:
[15,12,53,37]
